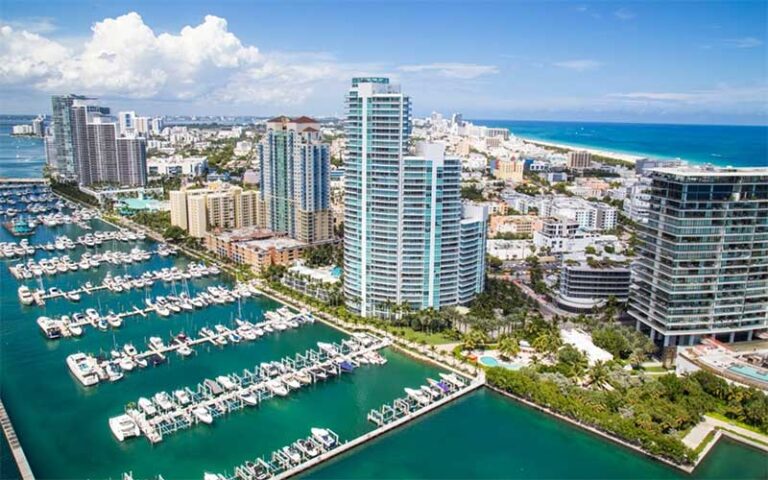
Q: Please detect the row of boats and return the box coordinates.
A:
[10,248,153,279]
[208,428,339,480]
[38,209,99,227]
[65,310,314,386]
[2,227,147,261]
[111,335,387,443]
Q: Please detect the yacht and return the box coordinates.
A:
[173,389,192,406]
[85,308,100,322]
[66,353,99,386]
[176,343,193,357]
[153,392,174,411]
[311,428,337,449]
[148,337,165,351]
[105,362,124,382]
[106,313,122,328]
[118,357,135,372]
[295,370,312,385]
[295,438,320,458]
[317,342,339,356]
[281,445,302,464]
[267,380,289,397]
[283,375,302,390]
[123,344,138,357]
[109,414,140,442]
[37,317,62,339]
[138,397,157,416]
[17,286,34,305]
[67,291,81,302]
[405,387,430,405]
[238,390,259,406]
[193,406,213,425]
[215,375,237,391]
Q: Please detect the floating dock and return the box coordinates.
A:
[113,334,390,444]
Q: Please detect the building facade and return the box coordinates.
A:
[342,77,487,317]
[259,116,333,244]
[170,182,264,238]
[557,262,631,313]
[628,167,768,346]
[567,151,592,170]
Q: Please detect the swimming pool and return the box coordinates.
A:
[478,355,522,370]
[728,364,768,385]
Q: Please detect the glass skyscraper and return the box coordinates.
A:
[629,166,768,346]
[343,78,487,317]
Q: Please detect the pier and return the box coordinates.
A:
[8,248,154,280]
[37,284,256,339]
[113,334,390,444]
[208,372,483,480]
[69,310,315,386]
[21,263,219,306]
[0,399,34,480]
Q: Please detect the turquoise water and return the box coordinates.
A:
[473,120,768,167]
[477,356,521,370]
[0,216,444,479]
[120,198,167,211]
[0,116,46,178]
[728,364,768,384]
[306,389,768,479]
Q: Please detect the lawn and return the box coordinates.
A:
[397,328,457,346]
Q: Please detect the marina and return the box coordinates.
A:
[34,283,264,339]
[8,247,154,279]
[17,262,220,306]
[112,334,390,444]
[66,309,317,386]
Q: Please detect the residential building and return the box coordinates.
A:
[342,77,487,317]
[567,151,592,170]
[259,116,333,244]
[205,227,314,271]
[147,155,207,177]
[533,217,619,253]
[170,182,263,238]
[628,166,768,346]
[488,215,538,237]
[487,239,533,261]
[494,158,525,182]
[538,196,617,231]
[557,262,631,313]
[49,94,90,179]
[118,111,136,135]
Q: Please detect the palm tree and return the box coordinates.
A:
[588,360,611,389]
[532,330,562,358]
[497,337,520,360]
[628,350,645,369]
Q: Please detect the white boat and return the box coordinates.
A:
[295,370,313,385]
[311,428,336,448]
[317,342,339,356]
[123,344,138,356]
[216,375,237,390]
[67,291,81,302]
[176,343,193,356]
[118,357,135,371]
[281,445,302,464]
[106,313,122,328]
[193,406,213,424]
[138,397,156,416]
[173,389,191,405]
[267,380,289,397]
[405,387,430,405]
[109,414,140,441]
[239,390,259,406]
[283,375,302,390]
[149,336,165,350]
[66,353,99,386]
[17,286,34,305]
[153,392,174,411]
[295,438,320,457]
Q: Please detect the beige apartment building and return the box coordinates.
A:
[494,159,525,182]
[567,151,592,170]
[488,215,540,237]
[170,182,264,238]
[205,226,320,271]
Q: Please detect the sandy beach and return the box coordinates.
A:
[521,138,646,164]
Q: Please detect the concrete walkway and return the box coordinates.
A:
[682,421,715,449]
[704,415,768,449]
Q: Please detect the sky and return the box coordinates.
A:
[1,0,766,125]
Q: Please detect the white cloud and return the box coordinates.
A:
[614,8,636,21]
[723,37,763,49]
[608,85,768,107]
[552,59,603,71]
[398,63,498,79]
[0,17,57,34]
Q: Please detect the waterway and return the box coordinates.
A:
[305,388,767,479]
[0,217,443,479]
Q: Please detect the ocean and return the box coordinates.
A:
[473,119,768,167]
[0,115,47,178]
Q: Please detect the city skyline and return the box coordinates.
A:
[1,1,767,125]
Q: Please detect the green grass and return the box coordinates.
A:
[692,429,718,457]
[640,365,669,373]
[707,411,768,436]
[397,328,457,346]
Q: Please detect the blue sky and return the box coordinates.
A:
[1,0,766,124]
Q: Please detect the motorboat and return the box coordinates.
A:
[267,380,289,397]
[109,414,140,442]
[106,313,122,328]
[153,392,174,411]
[149,336,165,350]
[317,342,339,356]
[311,428,336,449]
[138,397,156,416]
[173,389,192,406]
[282,375,302,390]
[66,353,99,386]
[281,445,302,464]
[123,343,138,356]
[105,362,124,382]
[427,378,451,394]
[85,308,100,322]
[176,343,193,356]
[203,379,224,396]
[17,286,34,305]
[295,438,320,457]
[66,291,81,302]
[37,317,62,339]
[193,406,213,425]
[239,390,259,406]
[118,357,135,371]
[295,370,312,385]
[405,387,430,405]
[215,375,237,391]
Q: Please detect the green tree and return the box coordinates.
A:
[163,225,187,242]
[498,336,520,360]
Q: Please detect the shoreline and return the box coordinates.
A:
[520,137,647,164]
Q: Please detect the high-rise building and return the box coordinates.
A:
[494,158,525,182]
[567,151,592,170]
[629,166,768,346]
[49,94,90,179]
[118,111,136,135]
[343,77,487,317]
[259,116,332,244]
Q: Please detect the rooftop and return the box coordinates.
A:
[650,166,768,177]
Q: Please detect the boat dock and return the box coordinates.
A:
[114,334,390,444]
[208,372,483,480]
[36,284,256,339]
[0,399,34,480]
[21,263,220,306]
[69,311,315,386]
[8,248,154,280]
